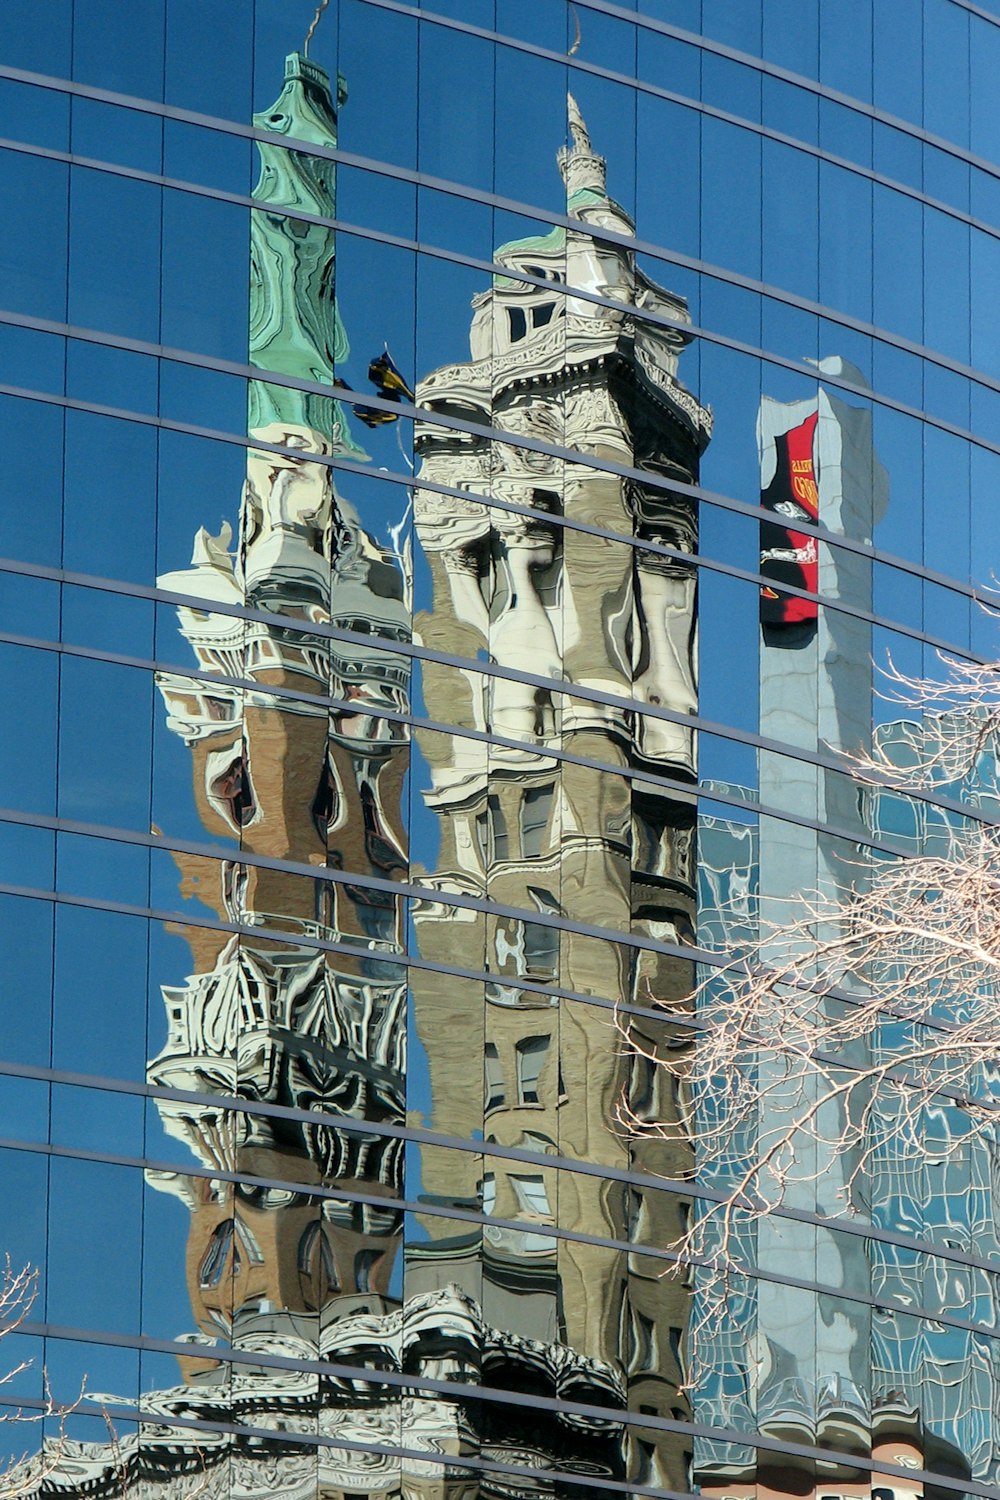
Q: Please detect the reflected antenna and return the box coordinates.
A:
[303,0,331,56]
[568,2,582,56]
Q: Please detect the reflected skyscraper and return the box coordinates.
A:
[151,46,410,1383]
[696,374,974,1499]
[754,364,888,1462]
[26,51,415,1498]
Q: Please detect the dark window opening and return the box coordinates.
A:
[212,754,256,828]
[199,1220,235,1288]
[516,1034,550,1104]
[507,306,527,341]
[311,758,339,842]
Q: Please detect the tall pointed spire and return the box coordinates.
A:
[558,91,607,202]
[248,52,362,452]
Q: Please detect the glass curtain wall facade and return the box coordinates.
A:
[0,4,998,1500]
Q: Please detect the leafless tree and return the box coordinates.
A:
[0,1258,89,1500]
[0,1259,217,1500]
[619,650,1000,1341]
[0,1254,228,1500]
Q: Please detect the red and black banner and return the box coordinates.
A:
[760,408,819,627]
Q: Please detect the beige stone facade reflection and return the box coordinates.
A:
[410,96,709,1493]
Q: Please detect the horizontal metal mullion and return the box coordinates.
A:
[6,791,987,1056]
[0,676,975,995]
[0,1041,695,1208]
[0,1389,696,1500]
[7,127,1000,493]
[0,543,991,838]
[6,1131,1000,1347]
[0,484,988,815]
[4,617,977,852]
[3,59,1000,403]
[0,802,682,1029]
[0,1040,997,1278]
[2,1342,994,1500]
[8,1291,996,1459]
[5,129,1000,506]
[5,784,989,1059]
[580,0,998,182]
[6,780,994,1071]
[0,376,976,658]
[0,784,986,1043]
[0,307,992,612]
[947,0,1000,23]
[358,0,1000,245]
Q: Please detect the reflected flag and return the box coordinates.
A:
[352,347,414,427]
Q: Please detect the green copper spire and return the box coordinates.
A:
[248,52,363,453]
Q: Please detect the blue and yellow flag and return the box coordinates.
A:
[352,348,414,426]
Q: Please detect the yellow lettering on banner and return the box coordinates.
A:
[792,474,818,507]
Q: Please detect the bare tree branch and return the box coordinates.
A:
[618,649,1000,1381]
[0,1257,92,1500]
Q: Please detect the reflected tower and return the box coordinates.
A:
[21,52,417,1500]
[696,370,970,1498]
[409,97,710,1494]
[151,46,411,1373]
[696,368,889,1495]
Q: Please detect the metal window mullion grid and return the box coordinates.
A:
[2,1328,997,1500]
[357,0,1000,230]
[579,0,996,177]
[8,1380,997,1500]
[0,946,995,1276]
[0,407,982,662]
[5,611,995,872]
[5,860,996,1160]
[1,532,993,828]
[0,788,989,1046]
[4,127,1000,478]
[0,16,993,1498]
[4,1119,1000,1350]
[4,30,1000,292]
[6,0,1000,208]
[3,59,1000,408]
[2,349,994,628]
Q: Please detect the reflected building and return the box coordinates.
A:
[148,45,412,1411]
[409,95,709,1493]
[25,50,415,1500]
[5,12,992,1500]
[754,363,888,1467]
[16,54,710,1500]
[696,376,974,1499]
